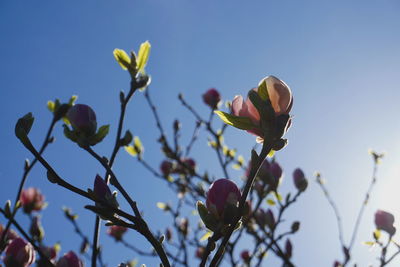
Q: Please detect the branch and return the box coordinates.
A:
[208,142,272,266]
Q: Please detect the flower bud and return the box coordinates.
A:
[229,75,292,142]
[293,168,308,192]
[255,160,270,179]
[160,160,173,176]
[165,228,172,242]
[20,188,46,214]
[66,104,97,136]
[94,175,112,202]
[183,158,196,170]
[265,209,276,230]
[254,209,266,227]
[29,216,44,242]
[375,210,396,236]
[178,218,189,237]
[241,250,251,262]
[56,251,83,267]
[333,261,342,267]
[93,175,118,215]
[285,239,292,259]
[107,225,128,241]
[195,247,205,259]
[173,119,181,132]
[269,162,282,181]
[174,158,196,175]
[4,237,36,267]
[257,161,282,191]
[206,179,241,220]
[254,181,265,197]
[202,88,221,109]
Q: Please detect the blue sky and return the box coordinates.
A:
[1,0,400,266]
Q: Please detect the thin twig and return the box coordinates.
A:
[91,80,140,267]
[1,118,56,251]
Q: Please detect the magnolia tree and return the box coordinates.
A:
[0,41,397,267]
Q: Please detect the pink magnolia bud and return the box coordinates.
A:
[107,225,128,241]
[174,158,196,175]
[93,174,112,201]
[20,187,46,214]
[206,179,241,218]
[375,210,396,236]
[0,224,19,243]
[255,209,276,230]
[165,228,173,242]
[254,209,267,227]
[195,247,205,259]
[56,251,83,267]
[66,104,97,136]
[265,209,276,230]
[160,160,173,176]
[179,218,189,237]
[4,237,36,267]
[202,88,221,109]
[285,239,293,259]
[293,168,308,192]
[259,161,282,191]
[241,250,251,262]
[269,162,282,180]
[182,158,196,170]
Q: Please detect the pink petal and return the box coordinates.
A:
[231,95,243,116]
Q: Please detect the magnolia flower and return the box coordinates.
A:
[4,237,35,267]
[231,75,293,141]
[66,104,97,136]
[375,210,396,236]
[107,225,128,241]
[56,251,83,267]
[203,88,221,109]
[206,179,241,219]
[20,188,46,214]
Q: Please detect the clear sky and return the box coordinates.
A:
[1,1,400,266]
